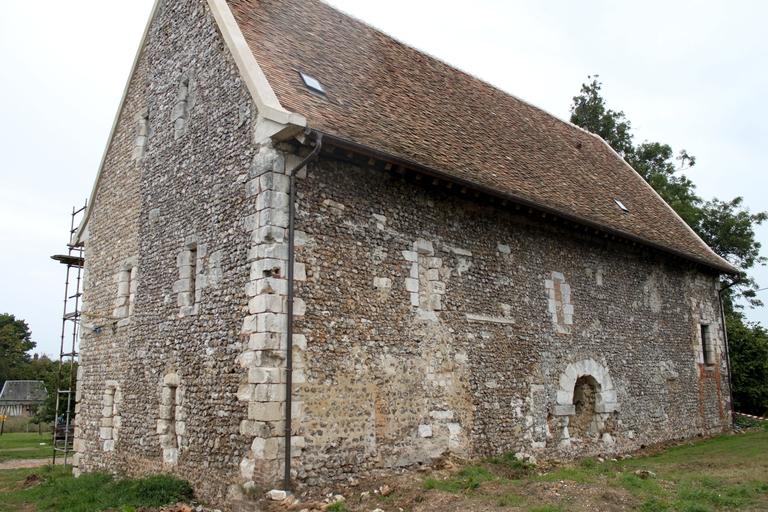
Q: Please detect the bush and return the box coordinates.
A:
[18,467,193,511]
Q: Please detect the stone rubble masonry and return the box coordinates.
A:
[74,0,263,503]
[291,155,730,485]
[73,0,731,507]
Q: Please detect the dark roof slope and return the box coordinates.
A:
[228,0,735,273]
[0,380,48,403]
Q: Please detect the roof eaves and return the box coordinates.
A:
[318,130,738,276]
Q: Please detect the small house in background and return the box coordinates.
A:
[0,380,48,417]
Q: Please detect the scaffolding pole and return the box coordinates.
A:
[51,203,86,466]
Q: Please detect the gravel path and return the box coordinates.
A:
[0,458,62,470]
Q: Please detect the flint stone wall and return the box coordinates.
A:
[74,0,730,506]
[75,0,257,503]
[290,155,730,483]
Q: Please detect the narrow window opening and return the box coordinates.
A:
[167,385,178,449]
[701,324,714,365]
[189,246,197,304]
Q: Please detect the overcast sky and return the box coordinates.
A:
[1,1,766,357]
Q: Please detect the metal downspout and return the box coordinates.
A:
[284,132,323,491]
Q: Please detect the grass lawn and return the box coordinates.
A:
[0,432,52,462]
[411,428,768,511]
[0,465,192,512]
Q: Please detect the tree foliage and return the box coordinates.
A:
[571,76,768,415]
[727,311,768,416]
[0,313,36,390]
[571,75,766,306]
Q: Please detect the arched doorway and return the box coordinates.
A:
[552,359,620,447]
[570,375,599,439]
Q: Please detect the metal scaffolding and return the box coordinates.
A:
[51,203,86,465]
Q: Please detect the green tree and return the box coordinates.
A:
[726,311,768,416]
[570,76,768,414]
[0,313,36,390]
[570,76,766,306]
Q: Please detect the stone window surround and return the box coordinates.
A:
[699,323,716,367]
[113,256,138,326]
[132,108,149,162]
[172,73,195,140]
[99,381,121,452]
[552,359,619,447]
[545,271,573,333]
[175,237,202,317]
[157,372,184,466]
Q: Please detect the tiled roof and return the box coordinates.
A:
[227,0,735,273]
[0,380,48,404]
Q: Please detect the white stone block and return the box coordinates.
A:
[405,278,419,292]
[429,281,446,294]
[293,262,307,281]
[256,190,289,211]
[248,367,282,384]
[428,257,442,268]
[254,383,285,402]
[248,401,283,421]
[418,424,433,438]
[252,437,280,460]
[248,333,283,351]
[240,457,255,479]
[260,172,290,194]
[247,277,288,296]
[237,383,256,401]
[373,277,392,289]
[267,489,287,501]
[293,297,306,316]
[410,293,420,307]
[257,312,287,333]
[252,225,286,244]
[414,239,434,255]
[248,294,284,314]
[429,410,454,420]
[555,390,571,405]
[259,207,289,228]
[402,250,418,262]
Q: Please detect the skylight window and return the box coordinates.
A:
[299,72,325,94]
[614,198,629,213]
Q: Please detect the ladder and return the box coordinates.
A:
[50,203,86,466]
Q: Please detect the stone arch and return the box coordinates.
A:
[552,359,619,446]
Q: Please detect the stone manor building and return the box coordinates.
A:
[71,0,736,505]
